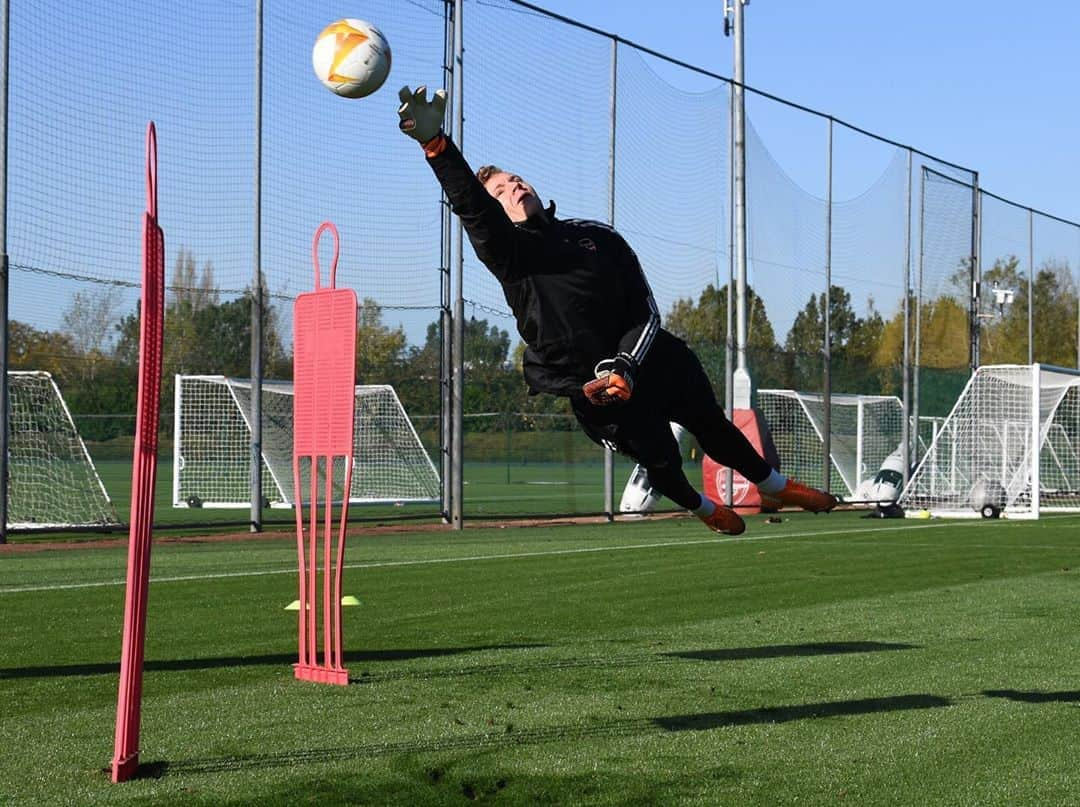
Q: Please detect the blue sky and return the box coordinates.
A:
[535,0,1080,224]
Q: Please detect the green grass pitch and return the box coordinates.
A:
[2,510,1079,804]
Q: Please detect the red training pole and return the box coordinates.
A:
[292,221,357,685]
[111,122,165,782]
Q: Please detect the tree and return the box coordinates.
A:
[61,287,124,381]
[356,298,408,384]
[665,283,776,350]
[170,247,219,311]
[9,321,77,382]
[399,316,526,421]
[785,285,890,393]
[116,254,290,400]
[980,256,1077,367]
[1028,260,1078,366]
[665,283,779,390]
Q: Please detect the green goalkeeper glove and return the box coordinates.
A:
[397,85,447,145]
[582,354,636,406]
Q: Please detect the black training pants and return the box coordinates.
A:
[570,331,771,510]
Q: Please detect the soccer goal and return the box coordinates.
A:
[7,370,118,529]
[756,389,905,499]
[899,364,1080,519]
[174,375,440,508]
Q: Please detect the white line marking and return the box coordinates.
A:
[0,518,1063,595]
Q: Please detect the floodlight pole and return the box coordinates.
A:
[728,0,750,409]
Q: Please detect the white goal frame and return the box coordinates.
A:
[756,389,905,499]
[7,370,118,529]
[899,364,1080,519]
[173,375,440,509]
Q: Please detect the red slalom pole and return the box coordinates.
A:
[111,122,165,782]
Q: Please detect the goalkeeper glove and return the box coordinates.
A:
[582,354,636,406]
[397,85,447,147]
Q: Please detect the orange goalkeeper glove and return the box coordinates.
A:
[582,354,636,406]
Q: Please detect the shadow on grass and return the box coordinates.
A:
[654,694,952,732]
[983,689,1080,704]
[664,641,918,662]
[157,692,951,777]
[0,644,547,680]
[351,641,919,684]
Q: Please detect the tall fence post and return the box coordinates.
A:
[822,117,833,492]
[731,0,750,409]
[913,167,926,462]
[901,150,913,484]
[440,0,454,522]
[1027,208,1034,365]
[249,0,264,533]
[603,36,617,520]
[0,0,9,543]
[970,172,981,372]
[450,0,465,530]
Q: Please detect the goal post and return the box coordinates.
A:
[899,364,1080,519]
[173,375,440,508]
[7,370,118,529]
[756,389,905,500]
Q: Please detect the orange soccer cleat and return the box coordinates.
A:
[698,505,746,535]
[773,479,838,513]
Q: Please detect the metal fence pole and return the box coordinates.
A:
[731,0,750,408]
[723,79,734,506]
[450,0,465,530]
[249,0,264,533]
[913,168,925,454]
[0,0,8,543]
[1027,208,1034,365]
[901,150,913,484]
[440,1,454,521]
[603,37,617,519]
[970,172,981,372]
[822,118,833,492]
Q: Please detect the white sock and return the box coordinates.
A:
[693,494,715,517]
[756,468,788,495]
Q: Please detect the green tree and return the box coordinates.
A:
[116,255,289,407]
[355,298,408,385]
[980,257,1077,367]
[9,321,77,382]
[785,285,888,392]
[665,283,779,391]
[400,316,526,423]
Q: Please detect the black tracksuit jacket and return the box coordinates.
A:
[426,137,663,397]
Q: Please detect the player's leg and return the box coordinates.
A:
[665,343,837,513]
[572,402,745,535]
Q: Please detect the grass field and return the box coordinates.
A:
[3,510,1079,805]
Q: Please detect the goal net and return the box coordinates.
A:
[8,371,118,529]
[899,364,1080,519]
[757,389,905,500]
[174,375,440,508]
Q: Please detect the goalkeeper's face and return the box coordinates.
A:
[482,171,543,223]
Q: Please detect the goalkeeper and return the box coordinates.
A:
[398,86,836,534]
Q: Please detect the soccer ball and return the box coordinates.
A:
[312,19,391,99]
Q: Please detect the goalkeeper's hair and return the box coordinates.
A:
[476,164,504,186]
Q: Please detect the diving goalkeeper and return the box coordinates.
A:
[398,86,836,534]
